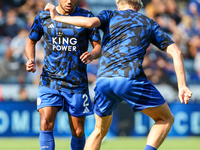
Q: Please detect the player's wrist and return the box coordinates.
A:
[90,51,95,59]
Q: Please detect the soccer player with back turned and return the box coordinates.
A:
[25,0,101,150]
[45,0,193,150]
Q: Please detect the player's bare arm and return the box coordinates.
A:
[44,3,101,28]
[25,38,37,73]
[165,43,192,104]
[80,40,102,64]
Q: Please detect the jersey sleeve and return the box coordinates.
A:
[86,12,101,41]
[151,21,174,51]
[29,12,43,41]
[96,10,110,30]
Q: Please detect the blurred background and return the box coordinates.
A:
[0,0,199,139]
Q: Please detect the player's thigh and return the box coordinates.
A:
[141,102,174,122]
[68,114,86,137]
[39,106,58,122]
[68,114,86,129]
[94,113,113,132]
[39,106,58,131]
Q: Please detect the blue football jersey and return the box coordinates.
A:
[29,7,100,94]
[96,9,174,79]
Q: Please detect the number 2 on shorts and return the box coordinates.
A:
[82,94,89,107]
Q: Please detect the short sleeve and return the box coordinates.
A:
[29,12,43,41]
[87,11,101,41]
[151,21,174,51]
[96,10,111,30]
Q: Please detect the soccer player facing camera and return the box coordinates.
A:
[45,0,192,150]
[25,0,101,150]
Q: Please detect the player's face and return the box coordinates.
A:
[59,0,77,15]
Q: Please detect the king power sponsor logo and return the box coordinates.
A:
[52,32,78,51]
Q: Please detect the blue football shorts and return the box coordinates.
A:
[94,77,166,117]
[37,86,93,117]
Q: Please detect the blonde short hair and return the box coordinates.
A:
[115,0,144,9]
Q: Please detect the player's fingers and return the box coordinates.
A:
[29,66,36,73]
[185,91,192,98]
[26,61,36,72]
[26,59,35,65]
[26,63,34,68]
[184,97,189,105]
[80,52,89,59]
[26,66,33,72]
[82,58,90,64]
[32,67,36,73]
[185,100,189,105]
[81,53,91,62]
[45,3,54,11]
[81,56,87,63]
[85,59,92,64]
[44,7,49,11]
[82,56,93,64]
[179,94,184,104]
[44,4,50,11]
[184,93,191,104]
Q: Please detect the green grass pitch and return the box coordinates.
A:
[0,136,199,150]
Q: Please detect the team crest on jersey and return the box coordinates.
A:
[75,26,81,29]
[37,97,41,106]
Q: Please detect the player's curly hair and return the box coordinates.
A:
[115,0,144,9]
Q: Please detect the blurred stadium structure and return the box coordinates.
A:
[0,0,199,138]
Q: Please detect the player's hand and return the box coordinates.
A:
[26,59,36,73]
[44,3,57,20]
[178,86,192,104]
[80,52,94,64]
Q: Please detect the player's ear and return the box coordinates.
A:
[136,6,141,12]
[117,4,121,11]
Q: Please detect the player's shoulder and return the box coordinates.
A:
[35,10,50,19]
[100,9,115,14]
[74,7,94,17]
[130,11,155,24]
[98,9,116,18]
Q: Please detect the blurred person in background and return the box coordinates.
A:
[1,0,26,8]
[45,0,193,150]
[87,59,99,101]
[76,0,90,10]
[87,59,99,85]
[9,29,29,63]
[25,0,101,150]
[145,0,166,20]
[186,0,200,18]
[0,9,5,36]
[144,49,177,90]
[0,46,25,83]
[173,14,194,59]
[34,0,47,14]
[164,0,182,25]
[0,29,29,84]
[190,17,200,80]
[2,9,20,40]
[18,85,29,101]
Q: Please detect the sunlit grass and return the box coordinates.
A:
[0,136,199,150]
